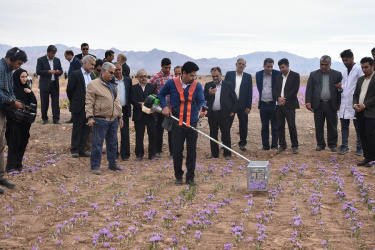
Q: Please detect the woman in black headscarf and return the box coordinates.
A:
[6,68,37,172]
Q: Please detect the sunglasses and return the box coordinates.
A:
[108,71,115,75]
[82,48,89,51]
[95,69,101,72]
[138,75,148,79]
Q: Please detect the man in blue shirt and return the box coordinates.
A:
[158,61,205,186]
[0,47,28,194]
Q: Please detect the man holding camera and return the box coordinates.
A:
[0,47,28,193]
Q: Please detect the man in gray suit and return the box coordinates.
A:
[36,45,63,124]
[353,57,375,168]
[305,55,343,152]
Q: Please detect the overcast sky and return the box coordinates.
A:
[1,0,374,61]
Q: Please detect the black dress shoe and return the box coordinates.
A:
[292,147,299,154]
[65,118,73,124]
[174,179,183,185]
[364,162,374,168]
[79,151,91,157]
[53,120,62,125]
[316,146,325,151]
[276,147,286,154]
[206,154,218,159]
[71,153,79,158]
[186,180,198,186]
[239,145,247,151]
[330,147,338,152]
[41,120,48,125]
[357,159,369,166]
[0,186,5,194]
[122,157,129,161]
[0,178,16,189]
[148,155,156,160]
[109,165,122,171]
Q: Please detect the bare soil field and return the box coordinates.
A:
[0,77,374,249]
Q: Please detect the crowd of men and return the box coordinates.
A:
[0,44,374,193]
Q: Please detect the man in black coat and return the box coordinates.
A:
[74,43,96,61]
[224,58,253,151]
[273,58,300,154]
[65,50,82,77]
[113,62,132,161]
[353,57,375,168]
[66,55,96,158]
[305,55,343,152]
[117,54,130,77]
[130,69,157,161]
[36,45,63,124]
[204,67,237,159]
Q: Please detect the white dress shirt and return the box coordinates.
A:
[116,76,126,106]
[235,72,243,100]
[339,64,364,119]
[47,55,55,81]
[81,68,92,89]
[359,72,374,105]
[212,81,222,111]
[281,71,290,97]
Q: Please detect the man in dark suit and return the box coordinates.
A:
[103,50,115,63]
[74,43,96,61]
[130,69,157,161]
[113,62,132,161]
[65,49,83,124]
[273,58,300,154]
[305,55,343,152]
[353,57,375,168]
[224,58,253,151]
[117,54,130,77]
[66,55,96,158]
[36,45,63,124]
[64,50,82,77]
[204,67,237,160]
[256,58,281,150]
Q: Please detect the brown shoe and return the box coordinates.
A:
[91,170,102,175]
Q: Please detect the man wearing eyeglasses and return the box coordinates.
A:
[0,47,28,193]
[92,59,103,79]
[74,43,96,62]
[130,69,157,161]
[86,62,123,175]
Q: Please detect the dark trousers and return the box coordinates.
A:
[91,118,118,170]
[208,111,231,157]
[230,107,248,146]
[276,105,298,148]
[260,103,278,149]
[314,101,338,148]
[340,118,362,150]
[356,112,375,161]
[71,110,90,154]
[134,115,156,158]
[156,112,173,155]
[172,122,198,181]
[40,81,60,121]
[5,119,30,171]
[119,106,130,159]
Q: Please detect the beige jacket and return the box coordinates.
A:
[85,78,122,121]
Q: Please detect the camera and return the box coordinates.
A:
[4,102,37,123]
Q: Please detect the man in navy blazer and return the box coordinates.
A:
[65,50,82,77]
[224,58,253,151]
[66,55,96,158]
[113,62,132,161]
[36,45,63,124]
[256,58,281,150]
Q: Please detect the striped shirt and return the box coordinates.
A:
[0,58,16,105]
[150,70,173,105]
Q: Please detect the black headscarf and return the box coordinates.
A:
[12,68,37,106]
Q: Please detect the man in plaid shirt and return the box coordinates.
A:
[150,58,174,158]
[0,47,28,194]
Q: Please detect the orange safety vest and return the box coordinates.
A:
[173,77,198,127]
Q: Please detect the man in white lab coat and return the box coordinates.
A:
[337,49,364,155]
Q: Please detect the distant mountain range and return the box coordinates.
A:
[0,43,346,76]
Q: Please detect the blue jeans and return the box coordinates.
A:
[340,118,362,149]
[91,118,119,170]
